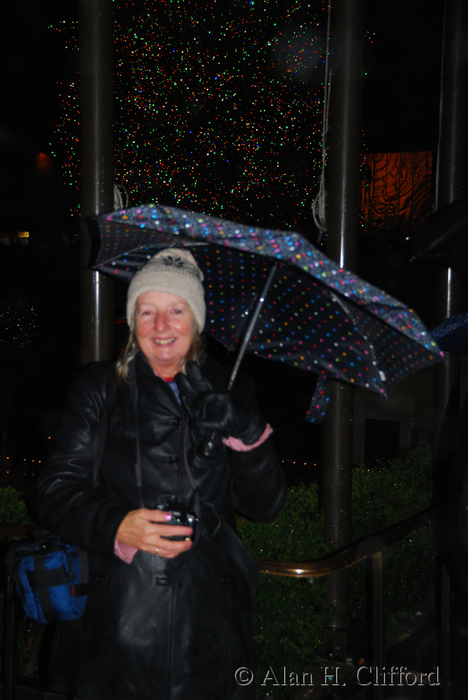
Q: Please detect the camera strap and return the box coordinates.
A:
[200,503,259,593]
[129,359,145,508]
[92,368,118,487]
[182,414,202,522]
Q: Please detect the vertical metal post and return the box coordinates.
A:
[321,0,365,630]
[439,563,451,700]
[322,383,354,627]
[2,568,16,700]
[371,551,384,700]
[433,0,468,445]
[432,3,468,696]
[79,0,114,364]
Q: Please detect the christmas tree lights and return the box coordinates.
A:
[50,0,329,231]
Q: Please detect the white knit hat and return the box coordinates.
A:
[126,249,205,331]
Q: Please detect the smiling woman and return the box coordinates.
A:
[35,247,285,700]
[116,249,207,382]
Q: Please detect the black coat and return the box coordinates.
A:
[36,353,285,700]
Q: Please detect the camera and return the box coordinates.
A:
[155,502,198,541]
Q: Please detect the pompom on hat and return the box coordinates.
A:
[126,249,205,331]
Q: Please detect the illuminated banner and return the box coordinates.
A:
[361,151,432,232]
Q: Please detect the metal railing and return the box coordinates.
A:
[0,510,450,700]
[257,506,447,700]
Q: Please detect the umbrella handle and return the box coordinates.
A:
[196,262,278,460]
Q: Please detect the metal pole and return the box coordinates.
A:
[79,0,114,364]
[439,563,451,700]
[2,568,16,700]
[371,551,384,700]
[433,1,468,695]
[433,0,468,446]
[321,0,365,631]
[433,0,468,440]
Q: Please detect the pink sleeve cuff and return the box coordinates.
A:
[114,539,138,563]
[222,423,273,452]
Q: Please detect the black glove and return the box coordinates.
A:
[177,362,266,450]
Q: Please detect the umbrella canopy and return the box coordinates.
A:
[95,204,443,415]
[430,313,468,355]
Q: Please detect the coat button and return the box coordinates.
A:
[156,576,169,586]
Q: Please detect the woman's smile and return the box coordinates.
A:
[153,337,176,345]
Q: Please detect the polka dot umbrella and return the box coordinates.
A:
[95,203,444,421]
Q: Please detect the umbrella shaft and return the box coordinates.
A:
[197,262,277,461]
[227,262,278,390]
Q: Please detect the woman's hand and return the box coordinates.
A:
[116,508,193,558]
[177,362,266,445]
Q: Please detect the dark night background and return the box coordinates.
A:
[0,0,448,479]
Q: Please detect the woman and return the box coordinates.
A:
[36,248,286,700]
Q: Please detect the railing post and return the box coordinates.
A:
[439,563,451,700]
[3,537,18,700]
[370,551,384,700]
[2,571,15,700]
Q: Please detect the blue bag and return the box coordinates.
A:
[6,534,89,624]
[6,372,116,624]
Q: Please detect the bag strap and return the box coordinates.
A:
[200,503,259,593]
[23,547,89,623]
[92,369,118,487]
[24,554,72,623]
[218,521,259,593]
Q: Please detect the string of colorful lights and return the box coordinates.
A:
[49,1,370,232]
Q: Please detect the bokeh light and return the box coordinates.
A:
[50,1,331,230]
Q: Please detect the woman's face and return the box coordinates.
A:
[135,291,196,378]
